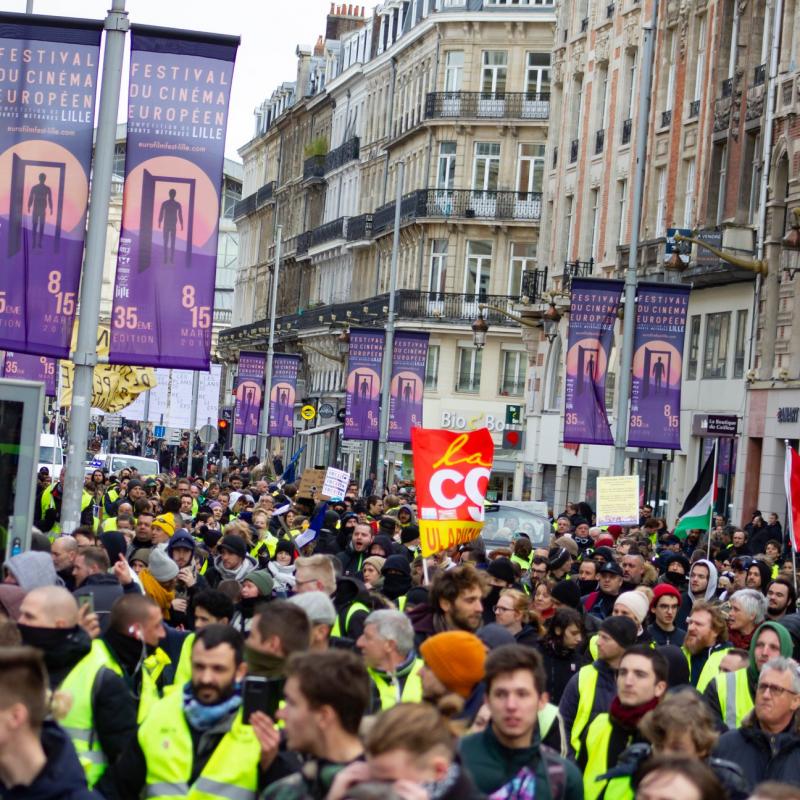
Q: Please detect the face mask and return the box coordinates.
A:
[18,624,77,651]
[243,644,284,678]
[665,571,685,588]
[578,579,598,595]
[574,536,591,548]
[383,573,412,598]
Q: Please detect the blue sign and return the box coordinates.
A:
[154,425,166,438]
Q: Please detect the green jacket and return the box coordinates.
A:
[459,723,583,800]
[260,759,358,800]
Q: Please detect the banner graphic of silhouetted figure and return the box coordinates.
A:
[345,329,385,441]
[388,331,429,443]
[158,188,184,264]
[234,351,266,436]
[27,173,52,249]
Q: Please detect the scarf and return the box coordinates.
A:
[183,682,242,731]
[423,763,460,800]
[139,568,175,621]
[609,695,660,731]
[729,627,755,651]
[244,645,285,678]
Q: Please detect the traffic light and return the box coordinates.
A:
[218,406,233,448]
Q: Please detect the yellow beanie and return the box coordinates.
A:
[419,631,486,699]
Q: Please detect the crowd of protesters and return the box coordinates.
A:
[1,460,799,799]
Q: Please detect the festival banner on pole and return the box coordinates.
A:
[344,328,385,441]
[564,278,624,445]
[0,14,102,357]
[233,351,265,436]
[388,331,429,443]
[411,427,494,557]
[627,282,691,449]
[1,352,56,396]
[269,354,301,438]
[109,27,238,369]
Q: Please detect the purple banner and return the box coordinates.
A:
[344,328,385,441]
[1,351,56,396]
[110,28,238,369]
[0,16,101,357]
[703,436,737,475]
[268,354,300,438]
[627,283,690,449]
[233,351,265,436]
[564,278,624,445]
[388,331,428,443]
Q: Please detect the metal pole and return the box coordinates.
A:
[186,371,199,477]
[613,0,659,476]
[258,225,282,462]
[61,0,128,532]
[202,417,211,478]
[25,0,33,12]
[375,160,404,497]
[140,390,150,456]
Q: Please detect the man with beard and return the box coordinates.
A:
[766,578,796,620]
[583,561,625,621]
[745,559,773,595]
[50,535,78,590]
[335,522,373,577]
[211,534,257,585]
[18,586,137,794]
[677,558,719,628]
[116,625,275,799]
[681,600,732,691]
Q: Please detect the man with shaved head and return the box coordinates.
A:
[50,535,78,590]
[18,586,137,793]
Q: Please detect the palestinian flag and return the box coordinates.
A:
[674,443,717,538]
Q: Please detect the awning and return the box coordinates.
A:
[297,422,343,437]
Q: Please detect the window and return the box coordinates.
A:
[465,240,493,298]
[683,159,695,228]
[516,143,545,196]
[509,242,537,295]
[457,347,482,392]
[444,51,464,92]
[625,49,638,120]
[425,345,440,390]
[693,18,706,103]
[437,142,456,189]
[472,142,500,192]
[429,239,448,297]
[481,51,508,95]
[222,178,242,219]
[744,133,761,224]
[525,53,551,97]
[565,195,575,261]
[687,315,700,379]
[590,188,600,260]
[500,350,525,395]
[596,63,609,131]
[708,142,727,225]
[112,142,126,181]
[734,309,748,378]
[618,179,628,244]
[655,167,667,237]
[664,31,676,112]
[703,312,731,379]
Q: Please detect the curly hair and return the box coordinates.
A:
[429,564,486,613]
[639,689,719,757]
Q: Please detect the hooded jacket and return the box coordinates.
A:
[212,552,257,583]
[73,572,141,634]
[677,558,719,628]
[332,576,372,641]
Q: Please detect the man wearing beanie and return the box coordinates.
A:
[484,558,517,625]
[551,579,582,611]
[559,615,638,758]
[650,584,686,646]
[419,630,486,721]
[211,534,257,585]
[547,546,573,581]
[289,591,337,651]
[139,546,180,623]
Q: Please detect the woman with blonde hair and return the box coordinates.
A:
[492,588,541,646]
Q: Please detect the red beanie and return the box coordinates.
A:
[607,524,624,540]
[651,583,682,609]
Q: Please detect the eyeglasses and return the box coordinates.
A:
[756,682,799,698]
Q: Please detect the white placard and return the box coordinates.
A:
[322,467,350,499]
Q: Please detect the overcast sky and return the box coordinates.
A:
[17,0,346,160]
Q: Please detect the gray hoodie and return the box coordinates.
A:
[688,558,719,603]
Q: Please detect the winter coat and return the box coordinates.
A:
[211,552,257,583]
[539,639,590,705]
[73,572,141,634]
[268,562,296,595]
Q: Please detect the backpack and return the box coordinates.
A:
[487,745,566,800]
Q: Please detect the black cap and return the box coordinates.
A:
[548,547,571,571]
[217,534,247,559]
[598,560,623,577]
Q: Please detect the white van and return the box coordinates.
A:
[85,453,160,478]
[38,434,63,477]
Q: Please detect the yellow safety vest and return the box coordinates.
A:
[538,702,560,741]
[331,601,370,639]
[397,595,408,612]
[250,534,277,561]
[682,646,731,693]
[139,688,260,800]
[511,553,533,572]
[571,663,600,756]
[41,487,97,537]
[583,713,635,800]
[714,668,754,729]
[169,633,196,693]
[367,659,424,710]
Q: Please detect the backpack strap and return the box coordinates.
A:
[539,744,566,800]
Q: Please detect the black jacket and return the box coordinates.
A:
[2,722,101,800]
[538,639,590,705]
[73,573,141,634]
[334,547,367,578]
[332,576,371,641]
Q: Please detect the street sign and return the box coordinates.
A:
[198,424,217,445]
[153,425,166,438]
[166,428,182,445]
[300,404,316,421]
[692,413,738,438]
[105,414,122,429]
[505,404,522,426]
[665,228,692,265]
[695,229,723,267]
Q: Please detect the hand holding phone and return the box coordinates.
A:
[242,675,284,722]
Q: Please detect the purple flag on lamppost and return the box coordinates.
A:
[0,15,101,357]
[627,283,691,449]
[269,354,301,438]
[233,351,265,436]
[388,331,428,443]
[564,278,624,446]
[109,28,238,369]
[1,352,56,396]
[344,329,385,441]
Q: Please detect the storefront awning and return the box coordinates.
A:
[297,422,343,437]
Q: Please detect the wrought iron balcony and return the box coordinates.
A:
[372,191,428,236]
[660,109,672,128]
[521,267,549,303]
[296,230,312,256]
[302,154,326,182]
[621,118,632,145]
[425,91,550,121]
[232,193,256,220]
[418,189,543,221]
[563,258,594,292]
[569,138,579,163]
[346,213,373,241]
[595,129,605,155]
[689,99,700,118]
[721,78,733,98]
[311,217,348,248]
[754,64,766,86]
[324,137,360,173]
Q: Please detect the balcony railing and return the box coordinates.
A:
[621,118,632,145]
[754,64,766,86]
[563,258,594,292]
[425,91,550,121]
[214,308,233,325]
[580,16,589,31]
[660,109,672,128]
[372,191,427,236]
[296,230,312,255]
[689,99,700,118]
[606,2,615,16]
[302,154,326,181]
[521,267,548,303]
[346,213,373,241]
[721,78,733,98]
[569,138,579,163]
[232,193,256,220]
[418,189,543,221]
[324,136,360,173]
[311,217,348,248]
[595,129,605,155]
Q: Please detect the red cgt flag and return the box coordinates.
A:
[784,443,800,552]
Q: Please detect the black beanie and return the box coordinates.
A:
[548,547,570,571]
[551,579,582,610]
[487,558,516,586]
[599,615,638,648]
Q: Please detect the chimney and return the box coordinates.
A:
[314,34,325,56]
[330,2,335,12]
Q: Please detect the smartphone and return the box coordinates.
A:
[77,593,95,613]
[242,676,284,722]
